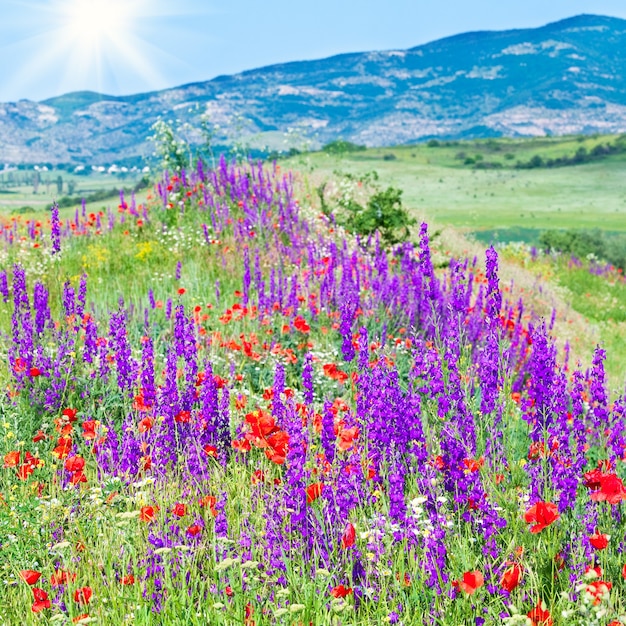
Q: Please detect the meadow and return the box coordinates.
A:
[0,166,147,215]
[289,134,626,386]
[0,153,626,626]
[290,134,626,236]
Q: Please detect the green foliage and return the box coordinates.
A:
[345,186,415,246]
[539,229,626,271]
[50,177,150,210]
[322,139,366,154]
[516,140,626,169]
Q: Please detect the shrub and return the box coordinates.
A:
[322,140,366,154]
[345,186,415,246]
[539,229,626,271]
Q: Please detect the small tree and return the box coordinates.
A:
[345,186,415,247]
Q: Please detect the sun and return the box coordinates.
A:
[1,0,190,100]
[60,0,135,50]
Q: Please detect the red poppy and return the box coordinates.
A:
[264,430,289,464]
[120,575,135,585]
[322,363,348,383]
[31,587,51,613]
[500,563,523,592]
[204,444,218,458]
[585,580,612,606]
[20,570,41,585]
[306,482,324,504]
[52,436,73,459]
[3,450,19,468]
[293,316,310,333]
[232,438,252,453]
[452,570,484,595]
[187,524,202,537]
[583,468,603,490]
[32,430,47,442]
[74,586,92,604]
[245,410,278,439]
[589,532,609,550]
[72,614,89,623]
[82,421,97,440]
[463,457,484,472]
[622,563,626,580]
[524,501,560,533]
[527,600,553,626]
[199,494,218,516]
[175,410,191,423]
[172,502,186,518]
[62,408,78,422]
[251,469,266,484]
[338,426,359,452]
[64,455,85,473]
[51,569,76,586]
[138,417,153,433]
[341,522,356,549]
[330,584,353,598]
[139,505,158,522]
[29,367,41,377]
[70,471,87,485]
[590,473,626,504]
[17,462,35,480]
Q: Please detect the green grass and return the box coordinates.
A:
[1,160,626,625]
[0,168,146,214]
[289,134,626,235]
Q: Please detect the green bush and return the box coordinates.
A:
[345,186,415,246]
[539,229,626,270]
[322,139,366,154]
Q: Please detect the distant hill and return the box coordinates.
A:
[3,13,626,164]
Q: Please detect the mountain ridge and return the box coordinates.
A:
[3,13,626,164]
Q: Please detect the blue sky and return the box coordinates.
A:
[2,0,626,102]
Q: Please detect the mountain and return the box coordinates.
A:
[3,13,626,164]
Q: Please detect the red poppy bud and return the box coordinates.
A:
[306,482,323,504]
[500,564,523,592]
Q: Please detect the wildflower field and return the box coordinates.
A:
[1,157,626,626]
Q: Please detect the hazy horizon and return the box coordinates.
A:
[2,0,626,103]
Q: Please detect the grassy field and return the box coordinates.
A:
[283,134,626,387]
[290,134,626,239]
[2,158,626,625]
[0,167,146,214]
[0,152,626,626]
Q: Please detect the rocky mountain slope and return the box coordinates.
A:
[2,13,626,164]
